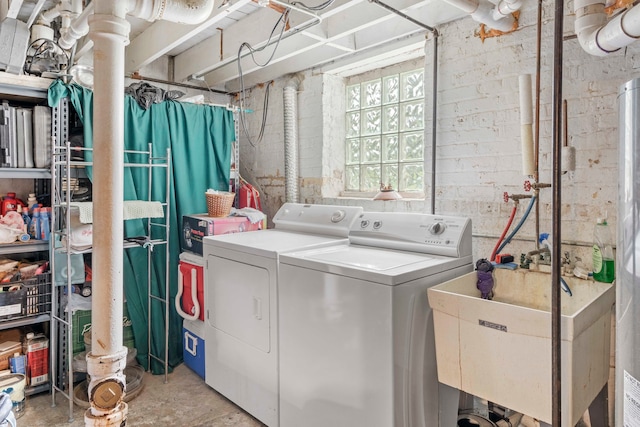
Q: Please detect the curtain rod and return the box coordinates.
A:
[128,72,230,95]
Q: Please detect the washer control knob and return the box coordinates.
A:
[331,210,347,223]
[429,222,446,235]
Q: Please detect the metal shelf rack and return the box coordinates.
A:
[49,103,171,421]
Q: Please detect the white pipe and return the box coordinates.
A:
[84,0,130,424]
[127,0,214,24]
[26,0,47,28]
[38,3,62,25]
[492,0,522,20]
[283,79,300,203]
[442,0,515,32]
[58,2,94,50]
[575,0,640,56]
[59,0,215,51]
[519,74,535,176]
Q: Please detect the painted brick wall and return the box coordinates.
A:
[238,1,638,271]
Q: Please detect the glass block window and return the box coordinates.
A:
[345,69,424,192]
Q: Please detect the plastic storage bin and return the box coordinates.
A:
[183,318,205,379]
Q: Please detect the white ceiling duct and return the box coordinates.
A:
[575,0,640,56]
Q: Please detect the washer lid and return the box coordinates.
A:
[280,244,472,285]
[203,229,348,258]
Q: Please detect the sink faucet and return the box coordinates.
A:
[525,247,550,261]
[525,240,573,296]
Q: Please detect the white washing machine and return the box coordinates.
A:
[202,203,363,427]
[278,212,473,427]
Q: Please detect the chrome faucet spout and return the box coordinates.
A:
[525,247,550,260]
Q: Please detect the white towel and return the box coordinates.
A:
[230,207,266,224]
[69,201,165,224]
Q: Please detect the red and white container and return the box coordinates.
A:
[24,333,48,387]
[175,252,204,321]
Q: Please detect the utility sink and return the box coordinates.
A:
[427,269,615,427]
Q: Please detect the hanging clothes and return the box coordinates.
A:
[48,80,235,373]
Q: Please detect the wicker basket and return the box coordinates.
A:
[206,192,235,217]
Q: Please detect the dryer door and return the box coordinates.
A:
[206,255,271,352]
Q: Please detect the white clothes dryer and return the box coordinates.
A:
[278,212,473,427]
[202,203,363,427]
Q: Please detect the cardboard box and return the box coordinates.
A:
[0,341,21,371]
[181,214,264,256]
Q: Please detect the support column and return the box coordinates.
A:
[85,1,131,425]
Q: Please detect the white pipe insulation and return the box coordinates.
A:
[576,0,640,56]
[283,79,300,203]
[441,0,516,32]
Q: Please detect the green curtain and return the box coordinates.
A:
[48,80,234,373]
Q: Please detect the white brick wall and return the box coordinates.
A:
[238,1,638,270]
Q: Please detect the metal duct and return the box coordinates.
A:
[616,77,640,426]
[283,79,300,203]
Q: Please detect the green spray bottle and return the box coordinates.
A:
[592,217,615,283]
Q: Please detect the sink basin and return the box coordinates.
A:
[427,269,615,426]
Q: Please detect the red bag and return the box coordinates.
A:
[239,179,262,211]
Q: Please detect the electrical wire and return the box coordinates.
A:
[237,8,290,147]
[23,38,70,76]
[291,0,335,11]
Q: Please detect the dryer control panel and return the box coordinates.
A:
[273,203,364,237]
[349,212,472,258]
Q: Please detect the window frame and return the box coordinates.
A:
[342,64,427,199]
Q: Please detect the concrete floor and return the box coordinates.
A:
[17,364,265,427]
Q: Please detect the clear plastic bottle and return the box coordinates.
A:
[593,218,615,283]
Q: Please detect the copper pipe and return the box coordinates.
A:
[551,0,565,422]
[431,32,439,214]
[534,0,542,251]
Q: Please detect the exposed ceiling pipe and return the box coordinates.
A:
[368,0,436,32]
[575,0,640,56]
[442,0,516,32]
[58,2,94,50]
[57,0,216,51]
[26,0,47,28]
[128,0,215,24]
[492,0,522,20]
